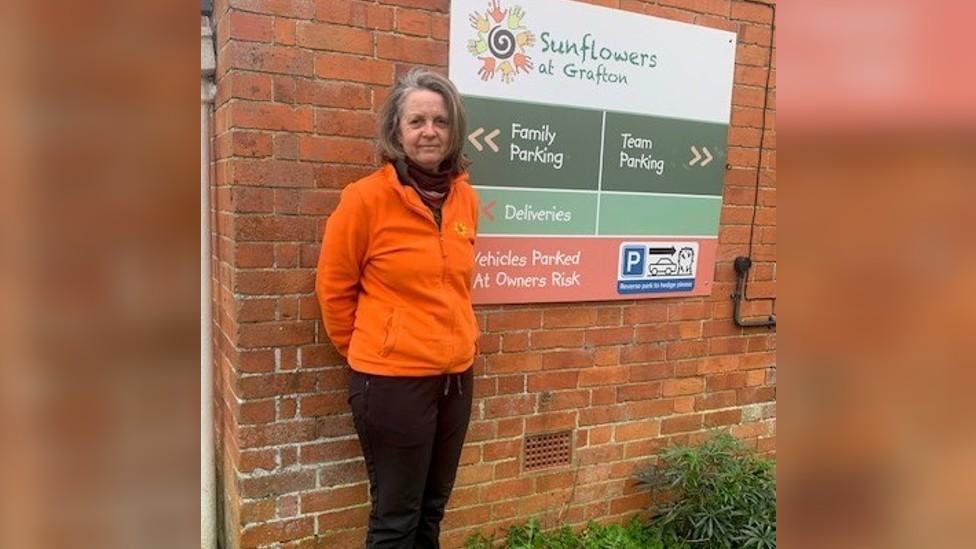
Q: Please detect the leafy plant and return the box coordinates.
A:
[464,516,683,549]
[634,432,776,549]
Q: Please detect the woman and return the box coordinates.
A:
[315,68,480,549]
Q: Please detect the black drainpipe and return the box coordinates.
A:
[732,256,776,328]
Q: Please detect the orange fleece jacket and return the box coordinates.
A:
[316,164,480,377]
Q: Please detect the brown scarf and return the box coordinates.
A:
[395,158,452,209]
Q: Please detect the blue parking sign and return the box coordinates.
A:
[620,246,646,277]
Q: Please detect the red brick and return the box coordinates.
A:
[501,332,529,352]
[634,323,680,342]
[731,0,773,23]
[315,108,377,137]
[667,340,707,360]
[300,484,367,513]
[484,394,536,418]
[234,215,319,241]
[221,42,313,76]
[316,505,370,529]
[661,414,703,435]
[530,329,584,350]
[298,135,374,164]
[737,386,776,404]
[240,448,276,472]
[240,498,276,522]
[224,71,274,101]
[365,4,395,30]
[239,419,318,449]
[741,23,773,45]
[626,399,675,419]
[379,0,449,12]
[300,438,361,464]
[297,189,340,215]
[377,34,446,64]
[237,295,275,322]
[299,392,347,417]
[487,310,542,331]
[225,131,273,158]
[704,409,742,428]
[296,21,373,54]
[240,517,314,546]
[734,65,770,88]
[548,389,589,410]
[668,301,708,321]
[614,420,660,442]
[698,354,740,374]
[695,390,737,411]
[314,0,353,24]
[695,14,737,32]
[235,270,314,294]
[629,362,672,382]
[736,43,772,67]
[237,372,318,399]
[314,164,377,189]
[275,76,372,109]
[239,399,276,424]
[238,321,316,347]
[620,343,666,364]
[224,186,272,212]
[643,5,696,24]
[230,159,316,187]
[622,303,668,324]
[662,377,705,397]
[482,439,519,462]
[274,17,296,45]
[486,352,543,374]
[525,410,576,432]
[543,307,596,328]
[431,13,449,40]
[317,56,392,89]
[579,365,629,387]
[226,11,273,42]
[617,382,661,402]
[395,8,430,36]
[741,351,776,369]
[482,478,534,503]
[239,349,275,373]
[585,327,633,346]
[228,0,315,18]
[527,371,579,391]
[318,458,367,486]
[229,101,314,132]
[541,349,593,370]
[274,133,299,160]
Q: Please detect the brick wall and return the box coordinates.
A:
[210,0,776,547]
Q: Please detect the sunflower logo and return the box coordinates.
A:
[467,1,535,83]
[454,221,470,237]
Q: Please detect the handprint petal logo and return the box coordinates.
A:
[466,1,534,84]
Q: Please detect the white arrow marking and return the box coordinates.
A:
[484,128,500,152]
[467,127,485,151]
[689,145,701,166]
[701,147,713,167]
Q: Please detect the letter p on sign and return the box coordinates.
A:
[620,246,645,277]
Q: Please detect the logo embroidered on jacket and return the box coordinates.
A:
[454,221,469,237]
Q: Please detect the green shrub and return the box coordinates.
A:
[463,516,683,549]
[634,432,776,549]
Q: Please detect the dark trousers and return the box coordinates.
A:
[348,368,473,549]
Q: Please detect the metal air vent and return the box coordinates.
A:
[524,431,572,471]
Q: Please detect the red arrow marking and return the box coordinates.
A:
[482,200,496,221]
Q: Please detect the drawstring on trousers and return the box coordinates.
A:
[443,374,463,396]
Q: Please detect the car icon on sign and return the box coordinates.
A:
[649,257,678,276]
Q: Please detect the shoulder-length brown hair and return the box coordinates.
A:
[377,68,470,173]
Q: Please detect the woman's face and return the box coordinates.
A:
[398,89,450,171]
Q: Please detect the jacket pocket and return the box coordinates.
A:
[379,308,398,357]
